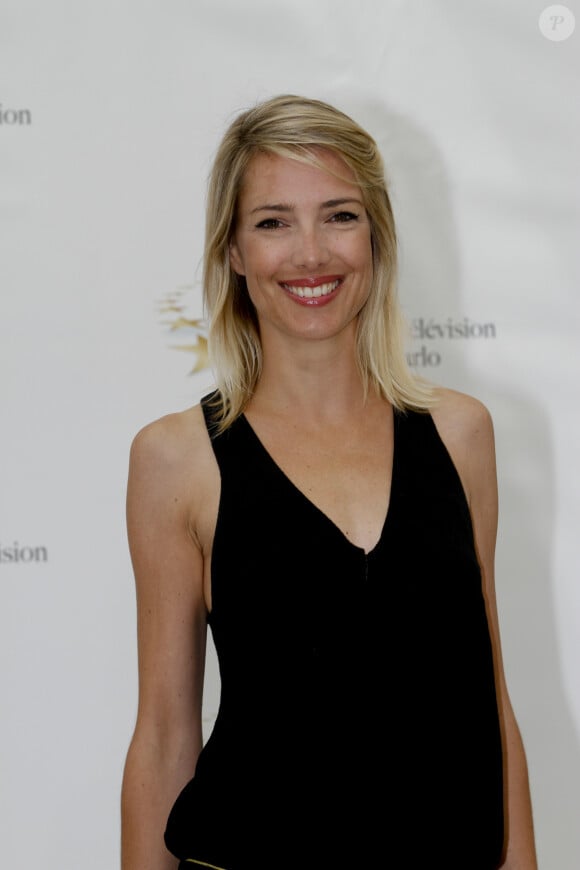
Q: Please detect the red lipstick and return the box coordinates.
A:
[280,275,342,287]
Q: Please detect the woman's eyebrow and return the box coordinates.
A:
[321,198,363,208]
[250,203,293,214]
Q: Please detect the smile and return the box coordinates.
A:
[280,279,341,299]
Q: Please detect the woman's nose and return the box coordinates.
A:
[290,224,330,270]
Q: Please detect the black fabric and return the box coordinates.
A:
[165,392,504,869]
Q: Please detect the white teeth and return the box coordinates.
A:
[283,280,339,298]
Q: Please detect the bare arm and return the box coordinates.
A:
[121,412,209,870]
[433,391,537,869]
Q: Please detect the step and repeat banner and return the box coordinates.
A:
[1,1,579,867]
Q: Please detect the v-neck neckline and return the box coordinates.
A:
[238,406,398,557]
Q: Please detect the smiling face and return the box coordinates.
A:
[229,149,374,348]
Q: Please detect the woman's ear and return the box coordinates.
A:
[229,237,245,276]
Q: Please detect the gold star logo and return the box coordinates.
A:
[158,286,210,374]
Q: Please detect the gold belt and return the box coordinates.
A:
[184,860,227,870]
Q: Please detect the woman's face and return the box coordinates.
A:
[229,149,373,348]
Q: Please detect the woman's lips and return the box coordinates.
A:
[280,277,342,301]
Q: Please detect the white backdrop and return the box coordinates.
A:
[1,1,579,867]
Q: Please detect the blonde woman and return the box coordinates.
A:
[121,95,537,869]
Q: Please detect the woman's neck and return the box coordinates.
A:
[249,330,375,422]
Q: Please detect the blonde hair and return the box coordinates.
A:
[204,94,434,429]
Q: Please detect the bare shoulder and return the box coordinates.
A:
[130,403,210,476]
[127,403,216,531]
[429,387,497,507]
[430,386,494,444]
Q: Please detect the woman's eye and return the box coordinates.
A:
[255,218,284,229]
[330,211,358,223]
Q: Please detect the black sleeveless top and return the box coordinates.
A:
[165,393,504,869]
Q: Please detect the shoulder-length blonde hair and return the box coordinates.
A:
[204,94,434,429]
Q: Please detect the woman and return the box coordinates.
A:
[121,94,537,868]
